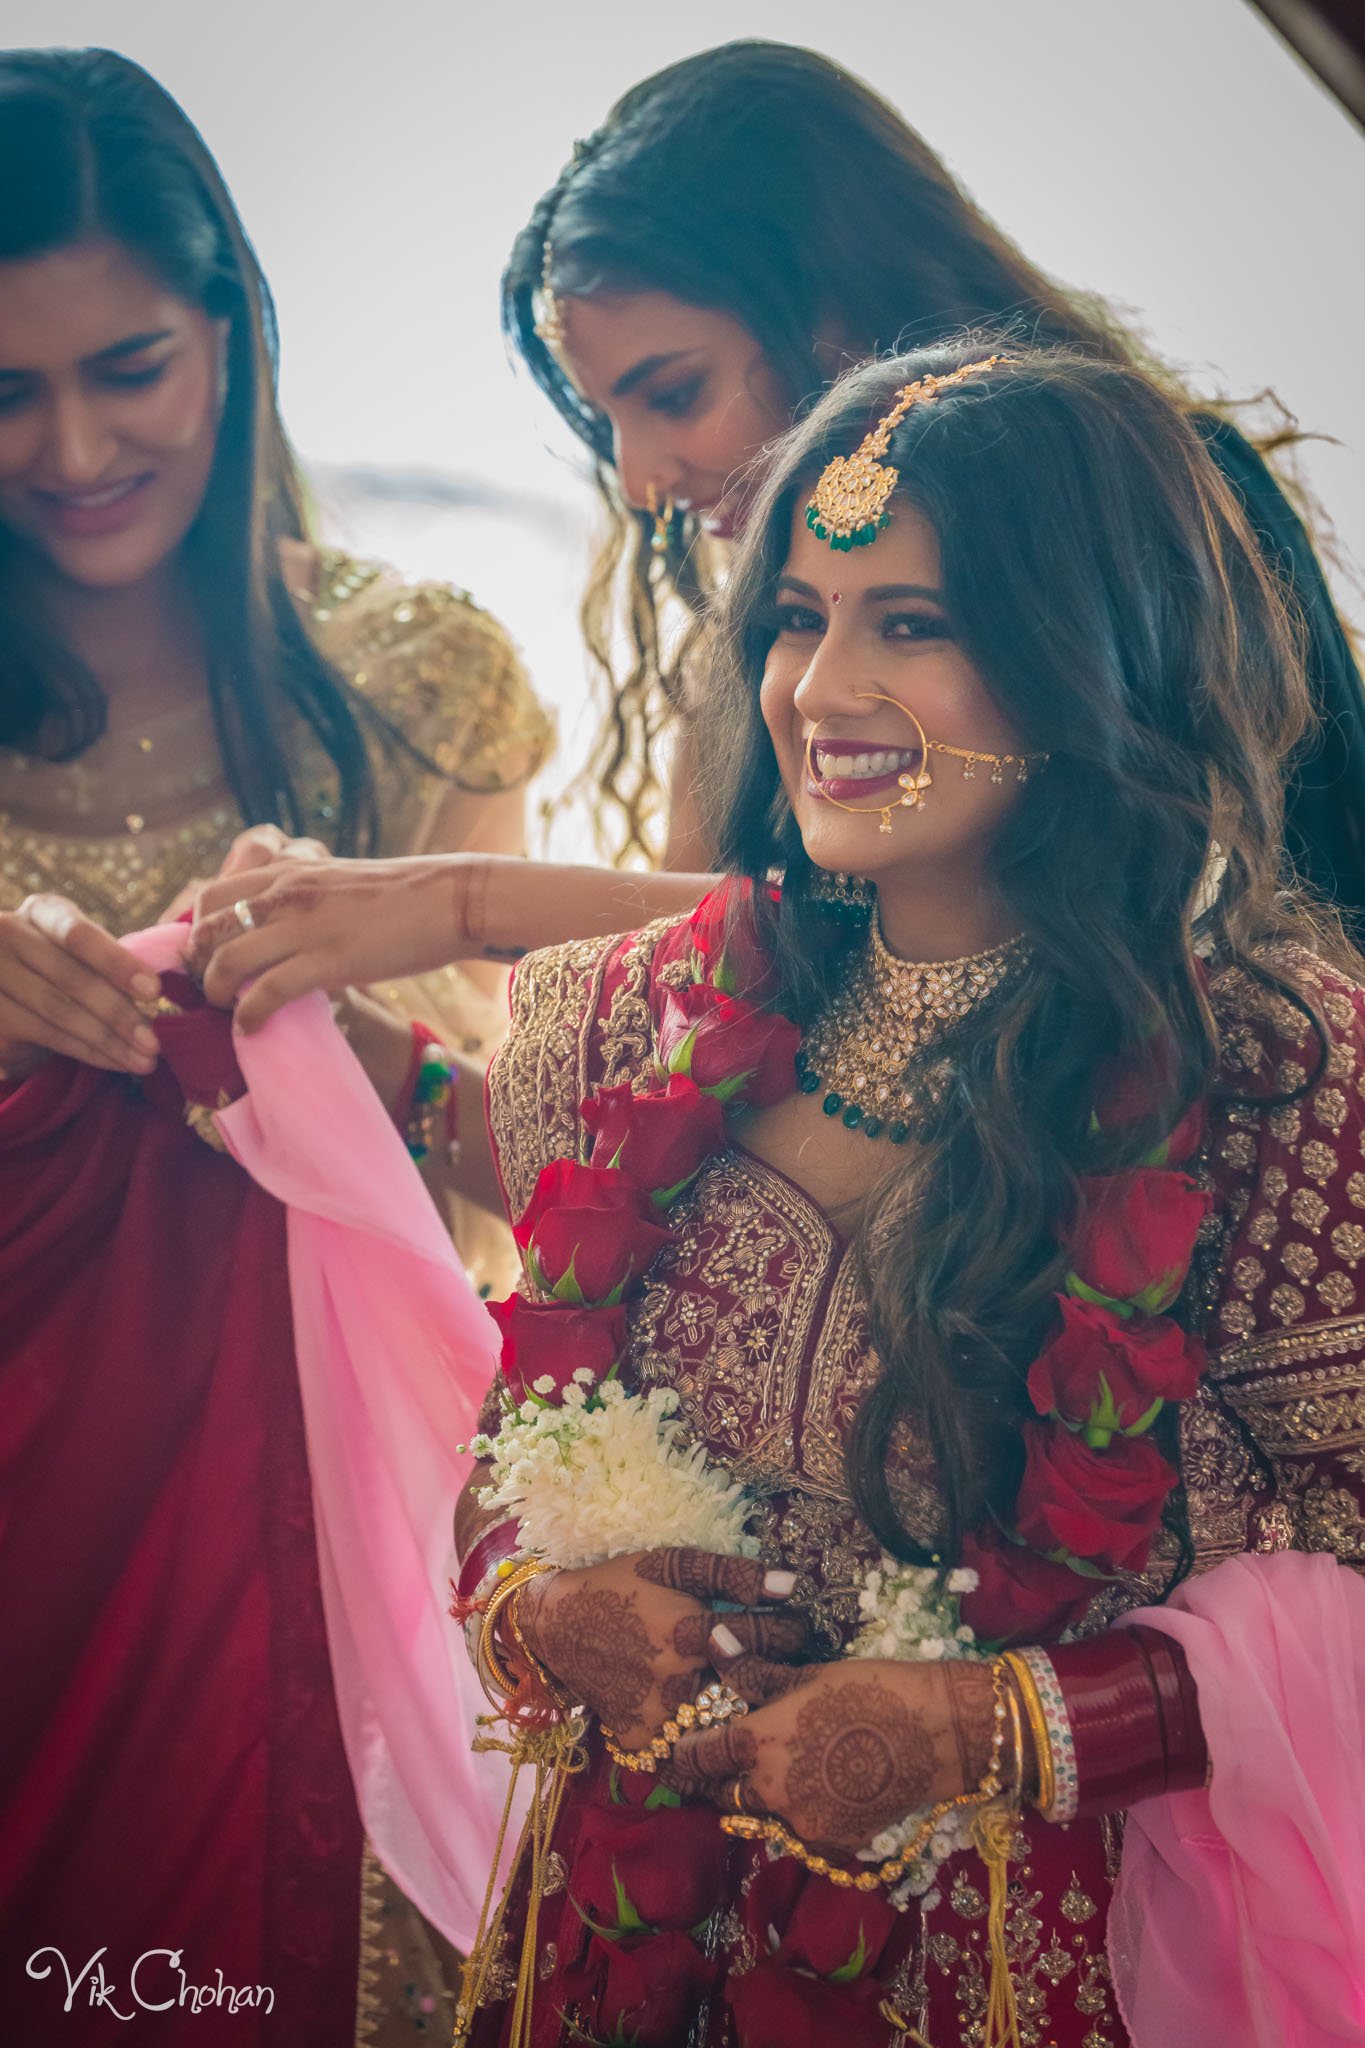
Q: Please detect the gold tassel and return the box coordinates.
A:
[452,1714,587,2047]
[973,1802,1024,2048]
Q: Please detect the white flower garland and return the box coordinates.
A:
[471,1375,758,1573]
[476,1386,984,1907]
[847,1558,987,1908]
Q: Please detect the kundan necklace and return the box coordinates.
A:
[796,915,1028,1141]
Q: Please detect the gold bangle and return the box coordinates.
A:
[476,1560,547,1709]
[1005,1677,1025,1807]
[506,1581,571,1710]
[1003,1651,1056,1816]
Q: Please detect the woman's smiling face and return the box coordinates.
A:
[761,497,1029,900]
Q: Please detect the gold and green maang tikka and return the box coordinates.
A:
[805,355,1005,550]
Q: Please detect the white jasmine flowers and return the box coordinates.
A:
[847,1554,986,1908]
[476,1377,757,1573]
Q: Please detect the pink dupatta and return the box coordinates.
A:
[128,925,508,1952]
[1110,1550,1365,2046]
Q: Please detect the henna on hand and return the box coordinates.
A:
[635,1548,785,1605]
[523,1584,654,1731]
[782,1677,937,1853]
[666,1660,965,1856]
[943,1658,1001,1788]
[664,1719,760,1799]
[671,1610,812,1662]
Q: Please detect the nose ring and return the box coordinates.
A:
[804,693,933,835]
[644,482,674,558]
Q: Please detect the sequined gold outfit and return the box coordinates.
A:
[479,915,1365,2048]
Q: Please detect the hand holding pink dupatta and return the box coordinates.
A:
[128,922,508,1953]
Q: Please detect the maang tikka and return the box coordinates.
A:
[806,354,1004,550]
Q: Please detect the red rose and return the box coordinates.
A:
[1093,1046,1206,1168]
[484,1295,626,1405]
[656,984,800,1107]
[958,1525,1096,1646]
[566,1930,719,2048]
[513,1160,671,1305]
[1067,1168,1210,1313]
[1014,1419,1175,1574]
[728,1958,892,2048]
[583,1076,727,1202]
[687,880,780,1000]
[1027,1295,1205,1444]
[777,1873,897,1981]
[570,1803,730,1934]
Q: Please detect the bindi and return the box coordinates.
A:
[830,591,843,604]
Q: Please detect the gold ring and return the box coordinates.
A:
[232,898,257,933]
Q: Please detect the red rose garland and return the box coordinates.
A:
[476,885,1212,2042]
[486,884,1209,1645]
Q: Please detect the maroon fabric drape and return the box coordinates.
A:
[0,984,362,2044]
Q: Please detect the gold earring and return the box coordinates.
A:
[644,482,674,558]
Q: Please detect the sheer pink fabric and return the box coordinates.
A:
[128,926,507,1951]
[1109,1551,1365,2047]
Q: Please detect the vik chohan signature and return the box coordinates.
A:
[26,1946,275,2020]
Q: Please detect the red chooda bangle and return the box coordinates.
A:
[1049,1624,1208,1817]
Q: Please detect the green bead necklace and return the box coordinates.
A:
[797,920,1027,1143]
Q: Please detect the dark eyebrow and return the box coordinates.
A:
[90,329,175,364]
[776,575,945,604]
[0,329,177,380]
[611,350,697,399]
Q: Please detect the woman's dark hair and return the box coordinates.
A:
[0,48,385,852]
[503,39,1148,862]
[703,339,1341,1569]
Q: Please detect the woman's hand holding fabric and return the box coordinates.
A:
[513,1547,805,1752]
[189,853,470,1029]
[666,1646,999,1859]
[0,893,161,1078]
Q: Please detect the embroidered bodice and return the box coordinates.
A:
[479,916,1365,2048]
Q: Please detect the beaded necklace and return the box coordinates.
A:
[795,917,1028,1141]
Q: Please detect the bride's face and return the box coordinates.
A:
[556,289,789,541]
[760,498,1028,893]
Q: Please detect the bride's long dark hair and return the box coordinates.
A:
[704,340,1342,1565]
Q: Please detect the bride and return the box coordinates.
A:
[195,342,1365,2045]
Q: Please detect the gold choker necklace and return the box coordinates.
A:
[796,920,1027,1142]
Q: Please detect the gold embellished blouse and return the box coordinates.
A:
[478,915,1365,2048]
[0,549,552,933]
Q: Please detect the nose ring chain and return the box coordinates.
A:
[804,693,1048,834]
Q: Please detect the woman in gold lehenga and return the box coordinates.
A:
[0,48,547,2045]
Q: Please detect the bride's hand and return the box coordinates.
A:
[188,853,470,1029]
[664,1652,1001,1858]
[513,1548,806,1753]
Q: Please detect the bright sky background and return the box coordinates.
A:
[7,0,1364,848]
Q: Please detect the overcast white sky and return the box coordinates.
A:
[5,0,1363,840]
